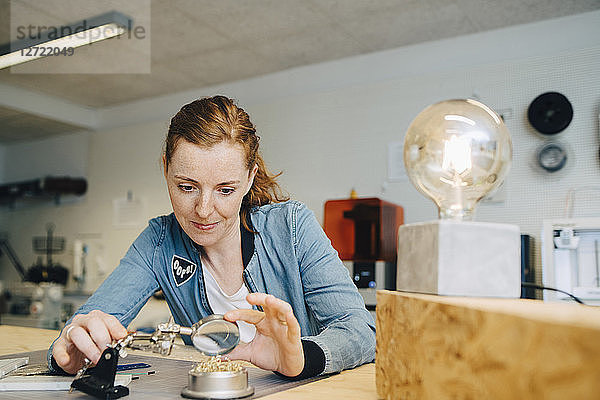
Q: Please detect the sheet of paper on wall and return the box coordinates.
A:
[387,141,409,182]
[113,191,146,228]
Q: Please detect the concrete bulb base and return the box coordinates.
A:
[396,220,521,297]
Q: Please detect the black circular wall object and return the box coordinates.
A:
[527,92,573,135]
[537,142,567,172]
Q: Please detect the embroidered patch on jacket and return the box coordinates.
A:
[171,255,197,287]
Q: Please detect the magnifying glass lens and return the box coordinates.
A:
[190,315,240,356]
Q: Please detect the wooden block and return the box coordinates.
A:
[376,290,600,400]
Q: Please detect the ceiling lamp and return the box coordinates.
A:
[0,11,131,70]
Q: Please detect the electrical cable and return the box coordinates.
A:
[521,282,586,305]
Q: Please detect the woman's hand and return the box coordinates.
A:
[224,293,304,377]
[52,310,128,374]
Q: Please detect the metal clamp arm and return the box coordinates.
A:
[114,318,194,357]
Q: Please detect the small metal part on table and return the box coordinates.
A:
[0,357,29,378]
[6,363,51,376]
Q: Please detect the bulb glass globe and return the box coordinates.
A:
[404,99,512,220]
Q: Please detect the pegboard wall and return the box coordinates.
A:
[469,46,600,288]
[254,46,600,292]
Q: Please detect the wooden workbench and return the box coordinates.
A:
[0,325,377,399]
[376,291,600,399]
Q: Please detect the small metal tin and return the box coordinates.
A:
[181,368,254,399]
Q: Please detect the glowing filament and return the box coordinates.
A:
[442,135,472,175]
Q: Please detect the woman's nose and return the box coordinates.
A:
[195,194,214,219]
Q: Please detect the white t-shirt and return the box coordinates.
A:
[202,264,257,343]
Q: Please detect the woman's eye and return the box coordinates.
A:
[220,187,235,195]
[178,184,195,192]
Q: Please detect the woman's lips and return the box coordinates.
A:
[192,221,219,231]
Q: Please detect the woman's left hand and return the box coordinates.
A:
[224,293,304,377]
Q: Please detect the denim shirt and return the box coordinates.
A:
[50,201,375,374]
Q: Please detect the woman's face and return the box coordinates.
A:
[165,140,256,249]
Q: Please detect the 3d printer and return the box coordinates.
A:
[323,198,403,311]
[542,218,600,306]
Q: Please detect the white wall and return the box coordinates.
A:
[1,132,89,183]
[1,11,599,290]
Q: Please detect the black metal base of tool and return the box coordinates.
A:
[70,347,129,399]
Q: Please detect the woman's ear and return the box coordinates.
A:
[246,164,258,194]
[162,154,168,178]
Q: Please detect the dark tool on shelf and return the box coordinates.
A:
[0,176,87,207]
[26,223,69,285]
[0,223,69,285]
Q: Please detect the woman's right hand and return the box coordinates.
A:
[52,310,128,374]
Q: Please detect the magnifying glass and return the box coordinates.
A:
[180,315,240,356]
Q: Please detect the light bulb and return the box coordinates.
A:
[404,99,512,220]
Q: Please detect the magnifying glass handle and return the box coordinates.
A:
[153,315,239,356]
[179,326,194,336]
[156,317,193,335]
